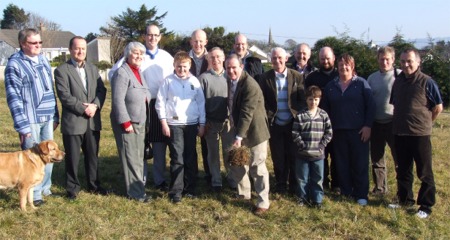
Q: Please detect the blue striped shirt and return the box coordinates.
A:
[4,51,59,135]
[275,71,291,125]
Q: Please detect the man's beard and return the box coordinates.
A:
[320,64,333,72]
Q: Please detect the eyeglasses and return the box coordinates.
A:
[27,41,43,45]
[146,34,160,38]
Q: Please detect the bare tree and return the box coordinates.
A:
[27,11,61,31]
[100,21,127,63]
[284,39,297,52]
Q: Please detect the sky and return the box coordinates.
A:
[1,0,450,47]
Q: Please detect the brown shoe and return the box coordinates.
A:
[253,207,269,216]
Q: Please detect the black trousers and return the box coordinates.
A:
[63,128,101,196]
[395,135,435,213]
[269,122,297,191]
[323,140,339,189]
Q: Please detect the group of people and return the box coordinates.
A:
[4,24,443,219]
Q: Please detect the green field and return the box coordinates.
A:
[1,81,449,239]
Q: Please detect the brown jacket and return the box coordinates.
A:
[257,68,306,125]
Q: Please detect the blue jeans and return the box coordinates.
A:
[21,120,54,201]
[295,158,324,204]
[167,124,198,198]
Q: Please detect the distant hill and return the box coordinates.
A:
[408,37,450,49]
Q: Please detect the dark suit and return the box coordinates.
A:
[54,60,106,197]
[258,68,306,193]
[229,71,270,208]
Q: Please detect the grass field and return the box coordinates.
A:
[1,81,449,239]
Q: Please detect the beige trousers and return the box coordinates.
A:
[229,140,270,209]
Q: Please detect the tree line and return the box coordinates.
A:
[1,3,449,106]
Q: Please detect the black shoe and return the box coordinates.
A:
[155,183,169,192]
[33,199,45,206]
[211,186,222,193]
[274,184,288,194]
[170,196,181,204]
[66,194,77,201]
[312,202,322,209]
[91,187,114,196]
[204,175,212,183]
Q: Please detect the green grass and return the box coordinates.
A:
[1,81,449,239]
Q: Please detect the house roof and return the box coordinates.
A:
[0,29,76,49]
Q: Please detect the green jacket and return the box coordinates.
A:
[231,71,270,148]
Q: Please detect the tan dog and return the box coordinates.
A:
[0,140,65,211]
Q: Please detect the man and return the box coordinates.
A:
[367,46,399,195]
[233,34,264,78]
[54,36,108,200]
[390,48,443,219]
[4,28,59,206]
[109,24,174,192]
[188,29,210,184]
[189,29,209,76]
[198,47,235,192]
[305,46,339,192]
[290,43,316,78]
[258,47,306,194]
[226,54,271,215]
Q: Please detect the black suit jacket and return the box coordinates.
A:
[54,60,107,135]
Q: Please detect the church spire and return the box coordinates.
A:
[268,27,274,46]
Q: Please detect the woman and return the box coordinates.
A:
[322,53,375,206]
[111,42,151,202]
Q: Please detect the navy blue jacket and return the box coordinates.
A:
[322,76,375,130]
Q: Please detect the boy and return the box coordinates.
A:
[156,51,206,203]
[292,85,332,208]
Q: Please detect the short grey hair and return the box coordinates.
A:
[123,41,146,59]
[18,28,40,48]
[294,43,311,52]
[208,47,225,57]
[271,47,287,56]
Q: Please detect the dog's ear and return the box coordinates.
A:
[39,141,50,155]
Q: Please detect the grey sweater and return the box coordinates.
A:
[367,69,400,123]
[198,69,229,122]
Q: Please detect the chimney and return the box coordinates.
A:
[39,22,46,32]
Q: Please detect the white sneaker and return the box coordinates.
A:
[416,210,429,219]
[357,199,368,206]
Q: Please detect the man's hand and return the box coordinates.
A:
[53,122,59,131]
[197,125,205,137]
[359,126,371,142]
[83,103,98,118]
[161,120,170,137]
[233,138,242,148]
[20,133,31,145]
